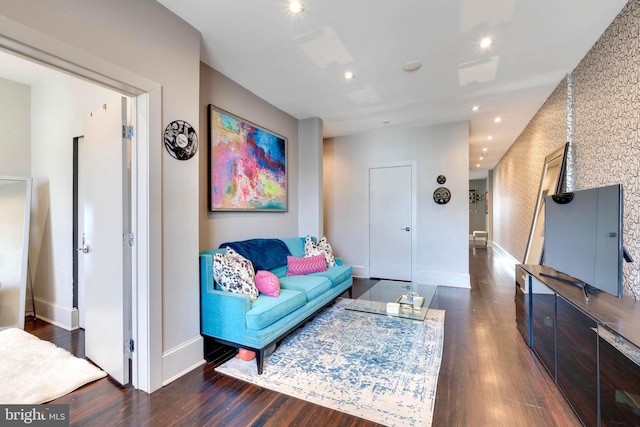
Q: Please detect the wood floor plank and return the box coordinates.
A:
[23,247,580,426]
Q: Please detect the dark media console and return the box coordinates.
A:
[516,264,640,427]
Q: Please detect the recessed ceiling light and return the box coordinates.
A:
[494,117,501,123]
[476,164,481,167]
[472,106,479,111]
[288,1,305,14]
[483,148,488,152]
[343,71,355,80]
[488,136,493,140]
[480,37,493,49]
[479,157,484,160]
[402,61,422,72]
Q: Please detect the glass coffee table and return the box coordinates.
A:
[346,280,437,321]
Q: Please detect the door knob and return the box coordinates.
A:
[401,227,410,231]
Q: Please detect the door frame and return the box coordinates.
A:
[367,161,418,281]
[0,36,163,393]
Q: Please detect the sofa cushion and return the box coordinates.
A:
[281,237,305,258]
[310,265,352,288]
[213,248,258,301]
[270,265,288,279]
[287,254,327,276]
[279,275,331,301]
[255,270,280,297]
[246,289,306,330]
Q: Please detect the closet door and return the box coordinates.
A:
[369,165,412,281]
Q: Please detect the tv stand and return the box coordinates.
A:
[516,264,640,426]
[538,271,592,302]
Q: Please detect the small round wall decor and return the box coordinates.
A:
[164,120,198,160]
[433,187,451,205]
[436,175,446,184]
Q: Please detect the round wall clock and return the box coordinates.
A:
[164,120,198,160]
[433,187,451,205]
[437,175,446,184]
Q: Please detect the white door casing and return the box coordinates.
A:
[80,98,131,385]
[77,136,86,329]
[369,165,413,281]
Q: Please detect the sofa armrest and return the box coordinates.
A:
[201,285,251,343]
[200,252,215,292]
[200,251,251,343]
[335,257,343,266]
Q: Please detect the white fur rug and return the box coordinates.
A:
[0,328,107,404]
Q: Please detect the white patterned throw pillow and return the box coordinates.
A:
[213,247,259,302]
[304,235,337,267]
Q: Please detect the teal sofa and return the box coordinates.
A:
[200,237,353,374]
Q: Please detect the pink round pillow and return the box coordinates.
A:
[255,270,281,297]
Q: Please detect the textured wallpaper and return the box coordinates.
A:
[494,0,640,298]
[572,0,640,299]
[493,81,567,262]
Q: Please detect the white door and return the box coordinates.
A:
[369,165,412,280]
[78,98,131,385]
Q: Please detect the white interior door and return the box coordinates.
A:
[79,98,131,385]
[369,165,412,281]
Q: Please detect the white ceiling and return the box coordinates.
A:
[157,0,627,178]
[0,1,628,178]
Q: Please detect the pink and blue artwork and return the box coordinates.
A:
[208,105,287,211]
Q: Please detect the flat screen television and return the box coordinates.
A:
[542,184,624,299]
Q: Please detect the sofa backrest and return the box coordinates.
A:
[280,237,307,258]
[199,237,316,287]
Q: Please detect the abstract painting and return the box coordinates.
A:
[208,105,287,211]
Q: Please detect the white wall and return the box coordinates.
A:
[199,64,300,248]
[0,0,201,388]
[0,77,30,176]
[324,121,470,288]
[29,74,121,326]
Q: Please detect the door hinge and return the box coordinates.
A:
[125,338,134,356]
[123,232,135,246]
[122,125,134,140]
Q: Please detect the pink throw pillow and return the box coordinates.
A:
[287,254,328,276]
[255,270,280,297]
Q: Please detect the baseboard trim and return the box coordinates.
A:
[350,265,366,278]
[162,335,205,386]
[413,271,471,288]
[32,297,79,331]
[491,242,520,272]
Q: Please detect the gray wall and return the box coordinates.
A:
[0,77,29,177]
[494,0,640,298]
[0,0,202,386]
[199,64,300,249]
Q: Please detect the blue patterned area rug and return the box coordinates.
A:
[216,298,445,426]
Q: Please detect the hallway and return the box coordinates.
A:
[430,248,579,426]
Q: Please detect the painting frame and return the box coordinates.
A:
[523,142,569,264]
[207,105,288,212]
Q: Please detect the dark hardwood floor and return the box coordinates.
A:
[24,247,580,426]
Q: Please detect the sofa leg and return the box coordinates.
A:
[256,349,265,375]
[348,286,353,298]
